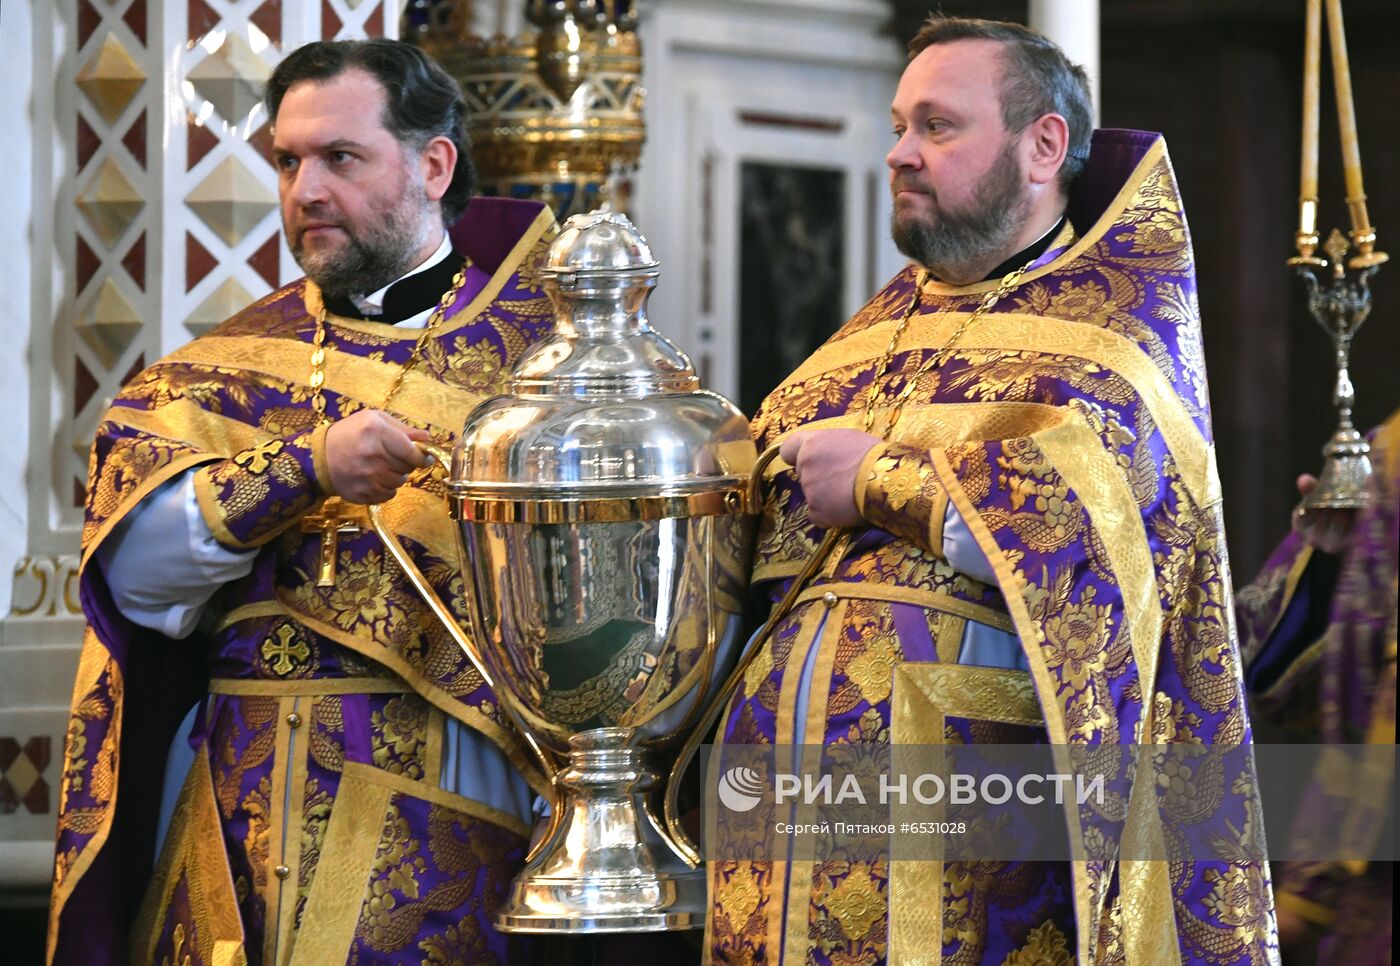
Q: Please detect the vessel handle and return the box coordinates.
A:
[411,440,455,485]
[664,447,846,867]
[367,495,564,859]
[743,444,787,514]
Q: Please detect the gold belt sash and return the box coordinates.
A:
[790,583,1014,633]
[208,676,412,696]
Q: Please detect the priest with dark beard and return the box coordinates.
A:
[50,39,562,965]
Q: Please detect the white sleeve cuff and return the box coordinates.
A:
[93,469,257,638]
[941,501,999,586]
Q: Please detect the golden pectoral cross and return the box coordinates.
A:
[301,497,369,586]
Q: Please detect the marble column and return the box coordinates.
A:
[1029,0,1101,125]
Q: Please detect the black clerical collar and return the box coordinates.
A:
[323,245,463,324]
[981,215,1067,282]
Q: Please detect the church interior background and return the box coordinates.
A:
[0,0,1396,961]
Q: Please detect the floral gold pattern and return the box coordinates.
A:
[1002,920,1074,966]
[861,442,951,557]
[714,134,1275,965]
[51,200,557,965]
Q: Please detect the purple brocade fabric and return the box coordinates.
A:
[1314,413,1400,747]
[711,132,1279,964]
[1241,410,1399,964]
[50,199,560,965]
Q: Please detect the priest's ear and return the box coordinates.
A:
[1023,112,1070,191]
[418,135,459,207]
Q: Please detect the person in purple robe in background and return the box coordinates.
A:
[1238,407,1399,964]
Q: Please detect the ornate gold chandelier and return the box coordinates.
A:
[407,1,646,216]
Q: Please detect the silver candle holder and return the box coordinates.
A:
[1288,228,1385,510]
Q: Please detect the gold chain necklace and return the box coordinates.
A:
[300,259,471,587]
[812,260,1033,572]
[860,260,1032,439]
[308,259,471,425]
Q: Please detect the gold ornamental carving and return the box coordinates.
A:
[9,555,83,620]
[407,1,645,216]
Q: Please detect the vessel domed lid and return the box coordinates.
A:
[541,211,659,280]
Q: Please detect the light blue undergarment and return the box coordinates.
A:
[791,504,1026,744]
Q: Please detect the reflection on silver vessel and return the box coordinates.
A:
[449,212,757,931]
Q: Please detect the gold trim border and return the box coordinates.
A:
[273,593,549,797]
[286,764,393,966]
[1257,544,1316,665]
[105,400,267,456]
[916,137,1168,298]
[790,583,1013,633]
[895,662,1043,724]
[208,676,411,696]
[851,441,890,518]
[780,598,844,966]
[166,337,474,435]
[933,612,966,665]
[887,661,1044,963]
[46,637,122,964]
[129,753,247,966]
[274,695,309,966]
[341,759,531,839]
[261,696,294,966]
[214,600,289,632]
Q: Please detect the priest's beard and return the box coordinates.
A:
[890,139,1032,283]
[288,174,436,301]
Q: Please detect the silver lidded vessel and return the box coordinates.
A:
[447,211,757,932]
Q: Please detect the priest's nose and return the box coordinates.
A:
[284,161,331,209]
[886,132,922,172]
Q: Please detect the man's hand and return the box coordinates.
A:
[325,409,431,505]
[779,429,884,529]
[1292,473,1358,555]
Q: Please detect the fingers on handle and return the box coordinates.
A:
[379,425,429,469]
[378,410,431,448]
[365,475,405,506]
[778,433,805,467]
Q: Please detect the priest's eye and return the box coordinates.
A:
[328,150,353,165]
[273,154,298,173]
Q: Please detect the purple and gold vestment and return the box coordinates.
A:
[49,199,558,966]
[708,132,1278,965]
[1238,408,1398,964]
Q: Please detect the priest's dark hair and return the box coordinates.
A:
[264,39,476,225]
[908,16,1093,192]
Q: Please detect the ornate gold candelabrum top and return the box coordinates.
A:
[1289,227,1385,510]
[408,0,646,217]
